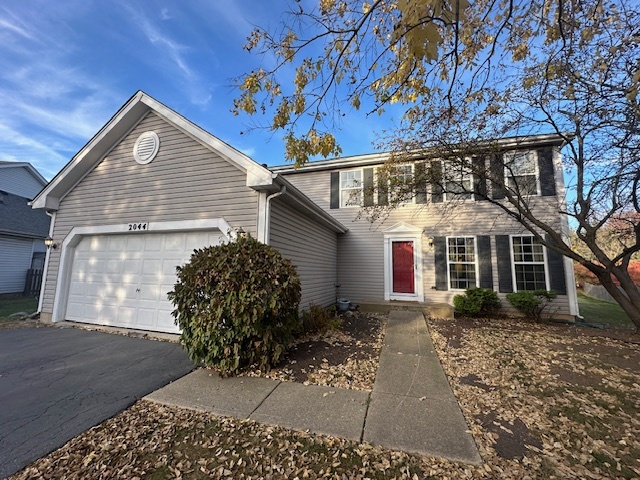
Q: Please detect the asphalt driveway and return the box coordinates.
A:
[0,327,194,479]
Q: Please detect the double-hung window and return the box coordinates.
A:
[511,235,548,290]
[504,151,539,196]
[442,159,473,201]
[447,237,477,289]
[340,170,363,207]
[388,164,413,203]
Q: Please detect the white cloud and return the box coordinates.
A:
[0,16,33,40]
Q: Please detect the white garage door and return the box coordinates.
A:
[65,230,224,333]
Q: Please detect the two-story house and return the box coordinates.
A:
[31,91,577,334]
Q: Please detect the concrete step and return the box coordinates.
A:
[358,300,454,319]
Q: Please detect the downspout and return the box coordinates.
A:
[37,210,56,315]
[264,185,286,245]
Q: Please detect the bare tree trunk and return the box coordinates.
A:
[599,270,640,331]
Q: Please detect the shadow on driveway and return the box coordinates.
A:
[0,327,194,479]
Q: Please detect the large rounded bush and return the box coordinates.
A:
[168,234,301,376]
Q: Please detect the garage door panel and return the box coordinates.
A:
[116,306,136,325]
[107,236,127,251]
[66,230,224,334]
[126,236,145,251]
[145,235,163,251]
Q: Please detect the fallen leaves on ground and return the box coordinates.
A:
[10,315,640,479]
[242,311,386,391]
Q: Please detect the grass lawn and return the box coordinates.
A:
[0,296,38,322]
[577,291,635,329]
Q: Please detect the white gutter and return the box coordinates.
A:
[264,185,286,245]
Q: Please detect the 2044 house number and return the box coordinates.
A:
[128,222,148,231]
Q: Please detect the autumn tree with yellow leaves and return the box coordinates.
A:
[234,0,640,330]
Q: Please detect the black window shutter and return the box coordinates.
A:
[430,161,443,203]
[473,156,488,200]
[477,235,493,289]
[538,147,557,196]
[377,173,388,206]
[330,172,340,209]
[545,234,567,294]
[434,236,448,290]
[415,162,427,204]
[363,168,374,206]
[490,154,505,200]
[495,235,513,292]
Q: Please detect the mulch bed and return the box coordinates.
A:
[242,311,386,390]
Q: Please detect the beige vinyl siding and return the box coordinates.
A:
[269,197,338,309]
[41,112,259,315]
[282,168,572,315]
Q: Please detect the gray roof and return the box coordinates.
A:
[0,191,50,238]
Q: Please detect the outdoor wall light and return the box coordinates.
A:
[44,236,57,249]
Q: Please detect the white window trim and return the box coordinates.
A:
[441,158,475,202]
[503,150,541,197]
[339,169,363,208]
[446,236,479,291]
[509,234,550,292]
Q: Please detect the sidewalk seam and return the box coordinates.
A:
[359,392,372,443]
[246,380,282,419]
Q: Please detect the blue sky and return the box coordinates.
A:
[0,1,386,179]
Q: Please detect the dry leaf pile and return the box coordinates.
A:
[242,312,386,391]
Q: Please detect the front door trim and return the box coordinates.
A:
[383,222,424,302]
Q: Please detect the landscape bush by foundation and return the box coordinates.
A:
[168,235,301,376]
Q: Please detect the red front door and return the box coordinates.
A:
[392,241,415,294]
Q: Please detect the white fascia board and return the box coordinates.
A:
[273,175,348,233]
[139,94,273,187]
[31,91,274,210]
[31,91,150,210]
[273,133,573,174]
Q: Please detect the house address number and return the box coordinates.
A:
[128,222,148,231]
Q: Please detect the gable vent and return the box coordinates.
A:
[133,131,160,165]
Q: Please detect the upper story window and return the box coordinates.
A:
[447,236,478,289]
[511,235,548,291]
[388,164,414,204]
[442,159,473,201]
[340,170,362,207]
[504,151,539,196]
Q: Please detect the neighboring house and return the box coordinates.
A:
[0,161,48,199]
[31,91,578,334]
[0,183,50,294]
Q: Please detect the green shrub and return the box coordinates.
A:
[506,290,557,322]
[300,304,341,335]
[168,234,301,376]
[453,288,501,317]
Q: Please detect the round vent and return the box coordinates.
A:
[133,131,160,164]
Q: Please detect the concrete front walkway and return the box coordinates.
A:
[145,310,481,464]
